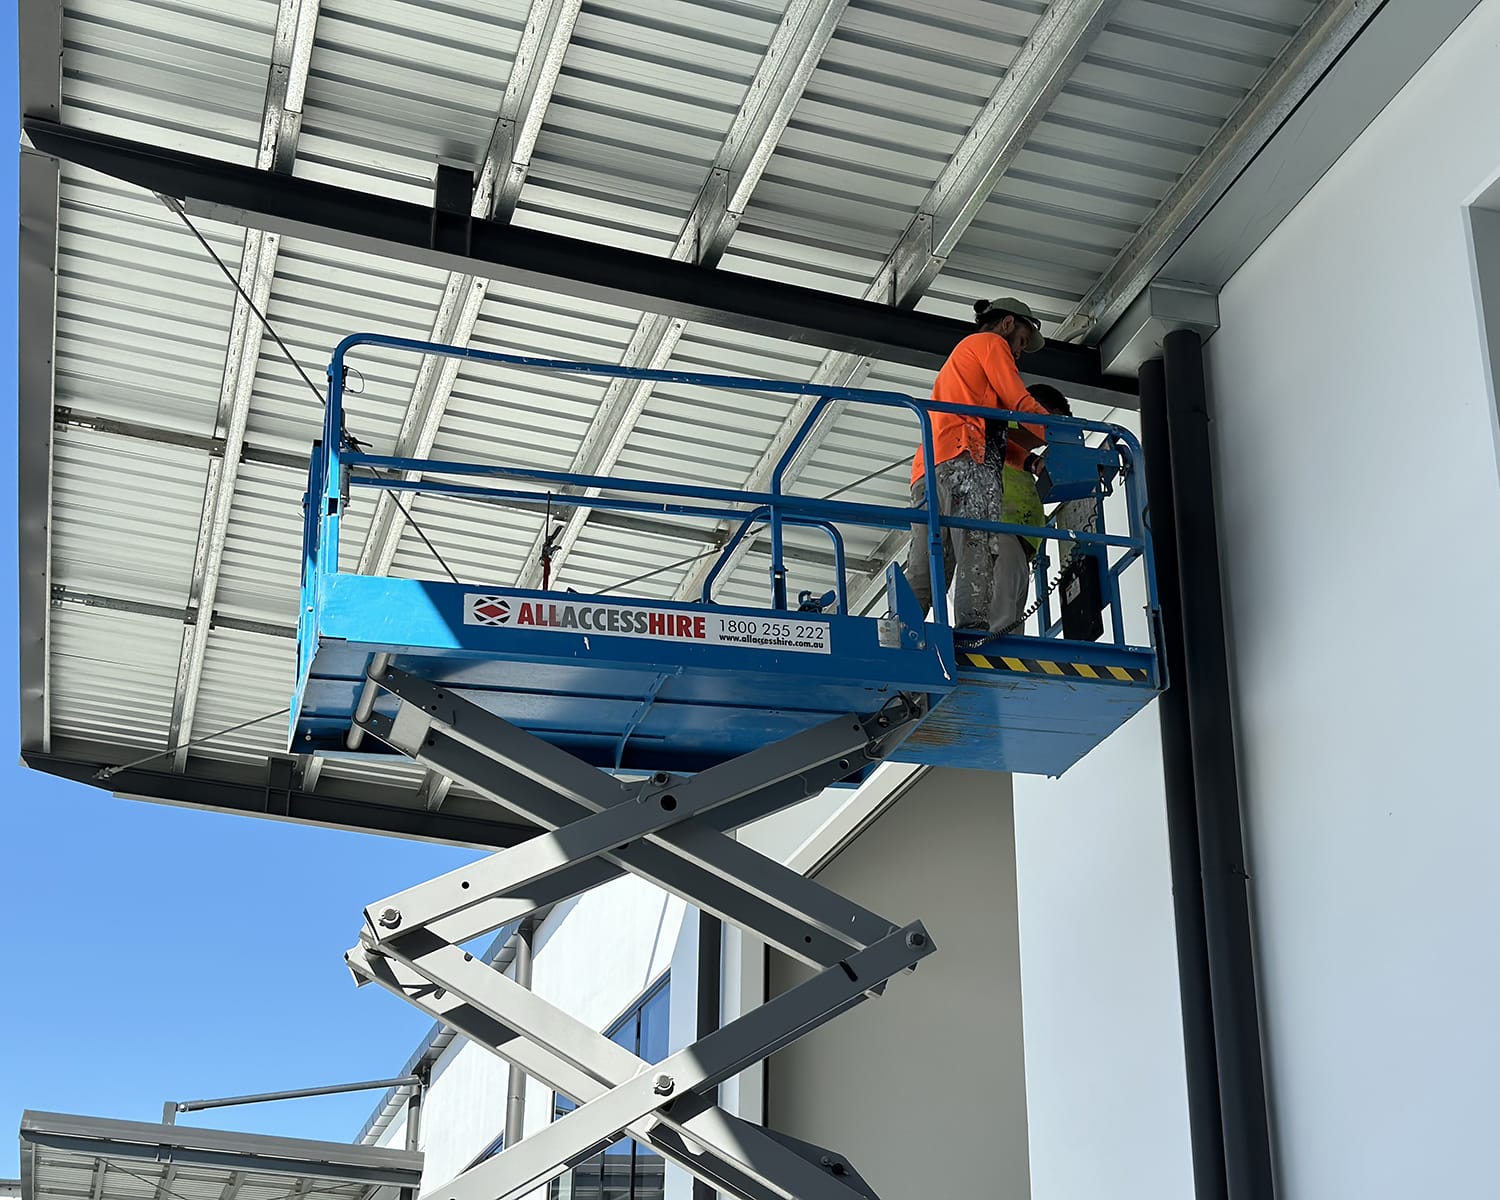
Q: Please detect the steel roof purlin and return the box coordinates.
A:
[164,0,321,771]
[1069,0,1381,341]
[354,0,584,581]
[339,0,583,805]
[515,0,852,591]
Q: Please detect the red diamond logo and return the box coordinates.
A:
[471,597,511,626]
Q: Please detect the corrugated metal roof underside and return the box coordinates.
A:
[927,0,1321,324]
[20,1114,422,1200]
[294,0,526,204]
[62,0,274,162]
[25,1149,383,1200]
[36,0,1328,814]
[511,0,784,254]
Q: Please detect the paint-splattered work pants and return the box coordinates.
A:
[906,453,1029,634]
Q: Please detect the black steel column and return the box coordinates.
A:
[1140,357,1228,1200]
[692,911,723,1200]
[1161,329,1275,1199]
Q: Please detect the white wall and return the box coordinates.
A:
[766,767,1031,1200]
[412,1028,514,1188]
[1012,699,1195,1200]
[1202,3,1500,1195]
[1007,408,1196,1200]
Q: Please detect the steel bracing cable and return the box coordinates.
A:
[94,706,292,780]
[159,194,462,587]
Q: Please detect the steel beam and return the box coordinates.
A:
[165,0,321,770]
[51,586,296,639]
[674,0,1122,604]
[337,0,582,803]
[18,0,62,753]
[1067,0,1382,340]
[18,0,62,122]
[22,120,1124,392]
[515,0,850,589]
[18,149,60,755]
[355,0,583,579]
[23,748,534,848]
[53,407,310,470]
[169,1076,422,1116]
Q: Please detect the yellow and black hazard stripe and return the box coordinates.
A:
[960,652,1149,683]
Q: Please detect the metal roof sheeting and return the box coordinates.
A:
[27,0,1342,823]
[20,1111,422,1200]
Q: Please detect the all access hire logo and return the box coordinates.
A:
[468,596,513,626]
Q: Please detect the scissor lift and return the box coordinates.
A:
[301,334,1161,1200]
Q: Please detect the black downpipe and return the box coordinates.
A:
[1161,329,1275,1199]
[1140,358,1229,1200]
[692,912,723,1200]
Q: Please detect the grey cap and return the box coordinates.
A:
[978,297,1046,353]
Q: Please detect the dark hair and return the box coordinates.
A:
[1027,382,1072,416]
[973,299,1009,331]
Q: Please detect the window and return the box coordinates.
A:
[549,977,670,1200]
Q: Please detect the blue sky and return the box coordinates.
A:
[2,36,488,1175]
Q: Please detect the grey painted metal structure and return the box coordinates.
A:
[14,0,1459,839]
[345,664,931,1200]
[162,1077,424,1126]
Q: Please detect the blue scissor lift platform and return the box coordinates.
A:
[305,335,1160,1200]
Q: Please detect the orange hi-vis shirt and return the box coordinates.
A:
[911,331,1051,484]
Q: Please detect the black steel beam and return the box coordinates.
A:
[24,749,536,849]
[1161,329,1274,1199]
[1140,358,1228,1200]
[22,119,1136,399]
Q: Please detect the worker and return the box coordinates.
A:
[906,297,1052,642]
[986,382,1071,636]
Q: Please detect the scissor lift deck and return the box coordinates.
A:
[294,575,959,774]
[295,578,1156,776]
[297,334,1162,1200]
[898,635,1158,776]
